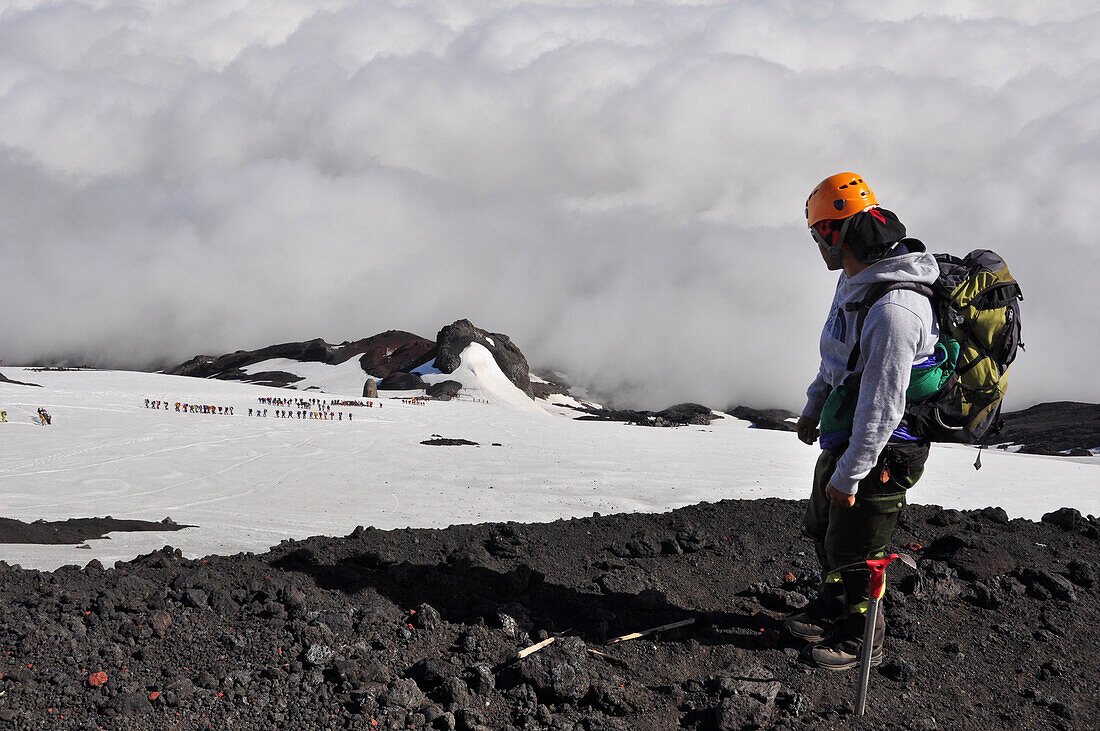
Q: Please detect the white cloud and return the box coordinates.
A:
[1,1,1097,410]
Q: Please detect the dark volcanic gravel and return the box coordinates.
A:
[0,499,1097,730]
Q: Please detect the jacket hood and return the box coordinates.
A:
[846,239,939,287]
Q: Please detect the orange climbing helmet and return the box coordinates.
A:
[805,172,878,226]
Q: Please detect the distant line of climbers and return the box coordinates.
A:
[145,399,234,415]
[254,409,352,421]
[261,396,380,409]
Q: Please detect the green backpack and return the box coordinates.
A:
[842,246,1023,446]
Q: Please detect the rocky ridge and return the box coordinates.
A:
[167,332,435,387]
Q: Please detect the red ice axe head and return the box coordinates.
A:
[835,553,917,599]
[864,552,917,599]
[865,554,897,600]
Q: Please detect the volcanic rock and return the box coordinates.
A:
[949,546,1017,582]
[103,690,152,716]
[304,643,336,668]
[1066,559,1095,588]
[655,403,719,426]
[1017,568,1078,602]
[0,371,41,387]
[434,319,533,397]
[181,587,208,608]
[355,331,437,378]
[0,516,191,545]
[908,561,965,602]
[507,636,591,704]
[421,437,479,446]
[709,666,782,729]
[577,403,720,427]
[426,380,462,401]
[1042,507,1085,532]
[529,370,572,401]
[406,658,460,693]
[880,657,916,682]
[379,371,426,390]
[380,678,428,709]
[168,331,435,383]
[412,603,442,630]
[725,405,798,432]
[980,506,1011,524]
[996,401,1100,455]
[718,401,1100,456]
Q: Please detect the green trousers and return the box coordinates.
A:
[802,441,929,610]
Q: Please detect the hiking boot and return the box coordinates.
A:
[810,609,884,672]
[785,611,836,644]
[810,636,883,671]
[783,573,844,643]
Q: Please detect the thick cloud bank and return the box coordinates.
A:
[1,1,1097,409]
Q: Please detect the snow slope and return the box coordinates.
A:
[1,357,1096,571]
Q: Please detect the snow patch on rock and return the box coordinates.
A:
[240,358,368,395]
[422,343,544,415]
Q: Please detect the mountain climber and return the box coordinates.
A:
[784,173,938,671]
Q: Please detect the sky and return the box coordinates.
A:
[1,1,1097,411]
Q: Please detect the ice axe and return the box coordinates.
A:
[835,552,917,716]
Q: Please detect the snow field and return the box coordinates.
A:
[1,359,1096,571]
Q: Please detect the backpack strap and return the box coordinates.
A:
[844,281,937,373]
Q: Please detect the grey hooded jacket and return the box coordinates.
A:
[802,241,940,494]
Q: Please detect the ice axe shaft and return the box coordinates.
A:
[854,553,904,716]
[854,594,881,715]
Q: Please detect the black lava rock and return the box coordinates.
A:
[379,371,427,390]
[1066,560,1095,588]
[426,380,463,401]
[434,319,533,397]
[1042,508,1085,532]
[508,636,590,704]
[725,405,798,432]
[413,603,442,630]
[380,678,428,709]
[655,403,718,426]
[880,657,916,682]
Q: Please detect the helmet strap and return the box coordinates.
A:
[810,221,845,266]
[826,216,855,265]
